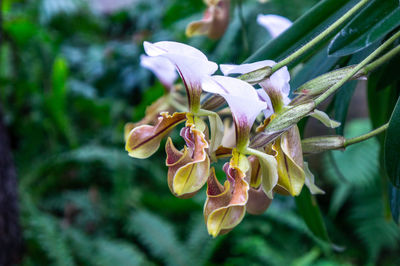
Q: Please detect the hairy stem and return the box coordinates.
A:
[271,0,371,73]
[363,44,400,74]
[315,30,400,105]
[344,123,388,147]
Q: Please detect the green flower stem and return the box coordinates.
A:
[315,30,400,106]
[343,123,388,148]
[363,44,400,74]
[271,0,371,73]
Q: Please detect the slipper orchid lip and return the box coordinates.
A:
[201,75,268,149]
[143,41,218,111]
[256,14,293,38]
[140,55,178,91]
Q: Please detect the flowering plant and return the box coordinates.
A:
[125,0,400,240]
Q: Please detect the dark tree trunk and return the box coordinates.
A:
[0,107,22,265]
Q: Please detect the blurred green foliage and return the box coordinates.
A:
[1,0,399,265]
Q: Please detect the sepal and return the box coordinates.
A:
[273,126,305,196]
[125,112,186,159]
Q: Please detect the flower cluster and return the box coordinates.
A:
[125,40,337,237]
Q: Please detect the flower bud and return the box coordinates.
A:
[301,135,345,155]
[294,65,366,97]
[265,101,316,133]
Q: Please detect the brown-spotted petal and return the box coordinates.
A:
[204,150,249,237]
[165,125,210,198]
[125,112,186,159]
[273,126,305,196]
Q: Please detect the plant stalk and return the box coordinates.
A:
[315,30,400,105]
[344,123,388,147]
[271,0,371,73]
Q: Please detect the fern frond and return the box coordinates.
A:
[126,210,189,266]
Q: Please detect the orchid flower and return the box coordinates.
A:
[201,75,278,236]
[257,14,293,38]
[220,60,327,197]
[125,41,223,198]
[186,0,230,40]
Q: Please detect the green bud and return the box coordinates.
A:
[301,135,345,155]
[265,101,316,133]
[237,66,272,85]
[294,65,366,97]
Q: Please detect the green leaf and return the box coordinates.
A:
[389,184,400,224]
[245,0,356,63]
[328,0,400,57]
[385,96,400,188]
[295,188,330,243]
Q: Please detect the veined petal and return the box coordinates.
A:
[273,126,305,196]
[304,162,325,195]
[140,55,178,90]
[165,125,210,198]
[256,14,292,38]
[143,41,218,111]
[125,112,186,159]
[204,150,250,237]
[201,75,268,148]
[186,0,230,39]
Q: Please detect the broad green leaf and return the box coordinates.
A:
[295,188,330,243]
[245,0,356,63]
[389,184,400,224]
[328,0,400,57]
[367,53,400,144]
[385,96,400,188]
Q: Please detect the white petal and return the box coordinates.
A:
[202,76,268,127]
[257,14,293,38]
[143,41,218,98]
[140,55,178,89]
[256,89,274,118]
[220,60,275,76]
[259,65,291,99]
[143,41,208,61]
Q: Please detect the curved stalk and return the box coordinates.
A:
[314,31,400,105]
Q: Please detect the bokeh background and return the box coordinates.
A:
[1,0,400,265]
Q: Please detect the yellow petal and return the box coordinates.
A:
[166,125,210,198]
[204,151,249,237]
[273,126,305,196]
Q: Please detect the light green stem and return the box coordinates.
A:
[315,30,400,105]
[363,44,400,74]
[344,123,388,147]
[271,0,371,73]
